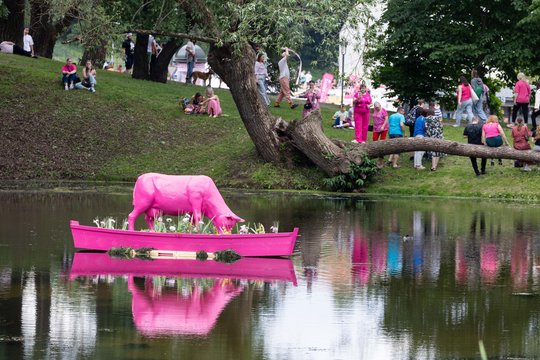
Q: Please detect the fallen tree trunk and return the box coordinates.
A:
[279,110,540,177]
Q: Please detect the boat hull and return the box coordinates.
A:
[69,252,297,285]
[70,220,298,257]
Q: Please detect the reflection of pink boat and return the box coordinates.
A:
[69,252,297,285]
[128,277,244,336]
[70,220,299,257]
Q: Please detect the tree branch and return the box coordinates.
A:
[130,28,218,44]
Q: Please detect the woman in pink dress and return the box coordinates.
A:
[301,80,320,118]
[352,84,372,143]
[204,87,222,117]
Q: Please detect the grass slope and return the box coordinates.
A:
[0,54,537,200]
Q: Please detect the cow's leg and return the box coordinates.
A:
[128,207,146,231]
[188,196,203,228]
[144,208,161,230]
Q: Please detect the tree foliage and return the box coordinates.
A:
[366,0,536,106]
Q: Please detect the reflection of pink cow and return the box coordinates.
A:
[128,173,244,232]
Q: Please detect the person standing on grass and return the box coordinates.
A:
[511,117,532,171]
[454,76,474,127]
[185,38,196,84]
[425,109,445,171]
[387,106,407,168]
[531,80,540,132]
[274,48,298,109]
[413,108,427,170]
[371,101,389,168]
[352,84,372,143]
[511,73,531,126]
[463,116,487,176]
[471,70,487,123]
[23,27,35,58]
[254,53,270,106]
[122,33,135,74]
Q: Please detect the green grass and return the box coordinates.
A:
[0,53,538,200]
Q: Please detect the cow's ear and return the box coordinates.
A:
[227,214,244,223]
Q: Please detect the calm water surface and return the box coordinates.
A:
[1,190,540,359]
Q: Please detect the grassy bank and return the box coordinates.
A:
[0,54,537,200]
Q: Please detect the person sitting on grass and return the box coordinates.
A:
[511,117,532,171]
[463,116,487,176]
[204,87,222,118]
[74,60,96,93]
[332,105,350,128]
[482,115,510,166]
[0,41,33,57]
[387,106,407,168]
[191,92,206,114]
[61,58,77,90]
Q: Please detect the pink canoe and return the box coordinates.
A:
[70,220,299,257]
[69,252,297,285]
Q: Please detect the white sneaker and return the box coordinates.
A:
[90,87,96,93]
[69,83,74,90]
[351,139,359,143]
[64,84,68,91]
[452,124,459,127]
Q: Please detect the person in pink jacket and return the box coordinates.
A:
[352,84,372,143]
[511,72,531,126]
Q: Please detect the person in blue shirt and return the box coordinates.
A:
[413,109,427,169]
[388,107,407,168]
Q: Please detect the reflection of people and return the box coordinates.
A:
[352,227,370,286]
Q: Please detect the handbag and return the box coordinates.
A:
[469,85,479,103]
[304,102,312,109]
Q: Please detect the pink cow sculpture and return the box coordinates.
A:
[128,173,244,233]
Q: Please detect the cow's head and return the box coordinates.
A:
[214,213,245,233]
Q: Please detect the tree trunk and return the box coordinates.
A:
[81,43,107,67]
[207,43,285,162]
[133,34,149,80]
[0,0,24,45]
[149,39,181,83]
[29,0,77,58]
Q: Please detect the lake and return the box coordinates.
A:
[1,190,540,359]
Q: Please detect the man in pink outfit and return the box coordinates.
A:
[274,48,298,109]
[352,84,372,143]
[511,72,531,125]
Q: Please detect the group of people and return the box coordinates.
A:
[181,86,222,117]
[0,27,37,58]
[61,58,97,92]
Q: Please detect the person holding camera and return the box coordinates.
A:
[301,80,320,118]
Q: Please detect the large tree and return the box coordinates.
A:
[127,0,540,181]
[366,0,535,106]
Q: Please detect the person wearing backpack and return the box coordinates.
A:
[471,70,487,123]
[405,99,425,137]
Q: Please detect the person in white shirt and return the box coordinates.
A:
[274,47,298,109]
[532,80,540,132]
[23,27,35,57]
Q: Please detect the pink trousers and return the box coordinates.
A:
[354,110,370,143]
[207,99,222,116]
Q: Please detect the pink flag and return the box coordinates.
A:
[319,73,334,103]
